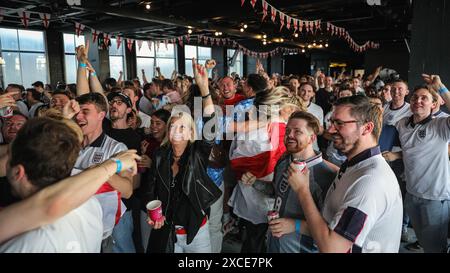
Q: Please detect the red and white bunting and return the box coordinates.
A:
[91,29,99,43]
[241,0,245,7]
[163,39,168,50]
[315,20,321,30]
[178,36,183,47]
[222,38,227,45]
[299,20,304,32]
[186,34,190,44]
[116,35,122,49]
[279,11,284,31]
[75,22,85,37]
[137,40,143,50]
[126,38,134,51]
[104,33,111,47]
[39,13,51,28]
[270,5,276,22]
[293,19,298,32]
[250,0,257,8]
[286,16,291,29]
[262,0,268,21]
[155,41,160,51]
[18,10,31,28]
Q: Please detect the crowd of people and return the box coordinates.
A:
[0,41,449,253]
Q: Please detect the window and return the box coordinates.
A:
[185,45,211,77]
[0,28,48,88]
[136,41,176,80]
[109,38,126,80]
[227,49,243,77]
[63,33,85,84]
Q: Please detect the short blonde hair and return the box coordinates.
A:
[161,111,197,146]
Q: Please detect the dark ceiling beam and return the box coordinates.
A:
[70,4,262,39]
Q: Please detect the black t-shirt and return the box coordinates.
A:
[0,177,20,208]
[103,118,142,210]
[315,88,334,115]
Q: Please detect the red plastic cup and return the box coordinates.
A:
[293,160,306,173]
[267,210,279,222]
[146,200,163,222]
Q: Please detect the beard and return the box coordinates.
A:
[332,131,361,156]
[110,110,126,121]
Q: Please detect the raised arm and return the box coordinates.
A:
[142,69,149,85]
[423,74,450,110]
[117,71,124,86]
[76,41,90,96]
[0,150,140,244]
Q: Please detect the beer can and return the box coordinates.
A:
[293,159,306,173]
[0,107,13,118]
[267,210,279,222]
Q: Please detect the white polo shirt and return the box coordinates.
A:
[72,132,127,238]
[138,111,151,128]
[396,115,450,200]
[383,102,411,126]
[322,147,403,253]
[0,197,103,253]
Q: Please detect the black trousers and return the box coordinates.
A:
[240,218,268,253]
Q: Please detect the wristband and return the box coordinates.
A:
[79,62,87,68]
[295,219,301,234]
[438,86,449,94]
[110,158,122,174]
[90,71,97,77]
[202,93,211,99]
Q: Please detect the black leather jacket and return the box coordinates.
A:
[142,115,222,252]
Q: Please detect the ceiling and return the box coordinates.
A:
[0,0,412,52]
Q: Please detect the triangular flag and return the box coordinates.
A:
[163,39,168,50]
[178,37,183,47]
[39,13,51,28]
[147,41,152,51]
[293,19,298,32]
[241,0,245,7]
[126,38,134,51]
[262,0,268,22]
[116,36,122,50]
[250,0,257,8]
[18,11,31,28]
[279,11,284,31]
[91,29,99,43]
[155,41,160,51]
[286,16,291,29]
[271,5,276,22]
[75,22,85,37]
[137,40,143,50]
[103,33,110,47]
[186,35,190,44]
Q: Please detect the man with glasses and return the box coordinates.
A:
[287,95,403,252]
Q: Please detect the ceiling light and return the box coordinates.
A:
[294,33,298,38]
[244,24,248,29]
[301,49,305,53]
[240,28,244,32]
[280,38,284,42]
[145,3,151,10]
[215,32,219,36]
[263,41,267,45]
[318,44,323,48]
[263,34,267,39]
[325,43,329,47]
[313,42,316,46]
[188,29,193,34]
[307,44,312,48]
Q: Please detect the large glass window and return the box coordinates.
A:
[63,33,85,84]
[185,45,211,77]
[0,28,48,88]
[227,49,243,77]
[136,41,176,79]
[109,38,126,80]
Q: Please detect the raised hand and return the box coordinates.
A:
[422,74,446,92]
[0,92,17,109]
[62,99,81,119]
[75,40,90,63]
[113,149,142,175]
[192,58,209,95]
[241,171,256,186]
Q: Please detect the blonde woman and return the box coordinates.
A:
[142,59,221,253]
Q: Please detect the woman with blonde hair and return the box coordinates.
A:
[142,59,221,253]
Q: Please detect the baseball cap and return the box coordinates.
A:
[107,92,132,108]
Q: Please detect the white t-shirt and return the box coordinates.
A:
[383,102,411,126]
[138,111,151,128]
[308,102,324,151]
[15,100,29,117]
[0,197,103,253]
[138,96,154,116]
[322,152,403,253]
[28,102,44,118]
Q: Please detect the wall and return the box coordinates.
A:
[365,40,410,81]
[46,30,65,84]
[408,0,450,88]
